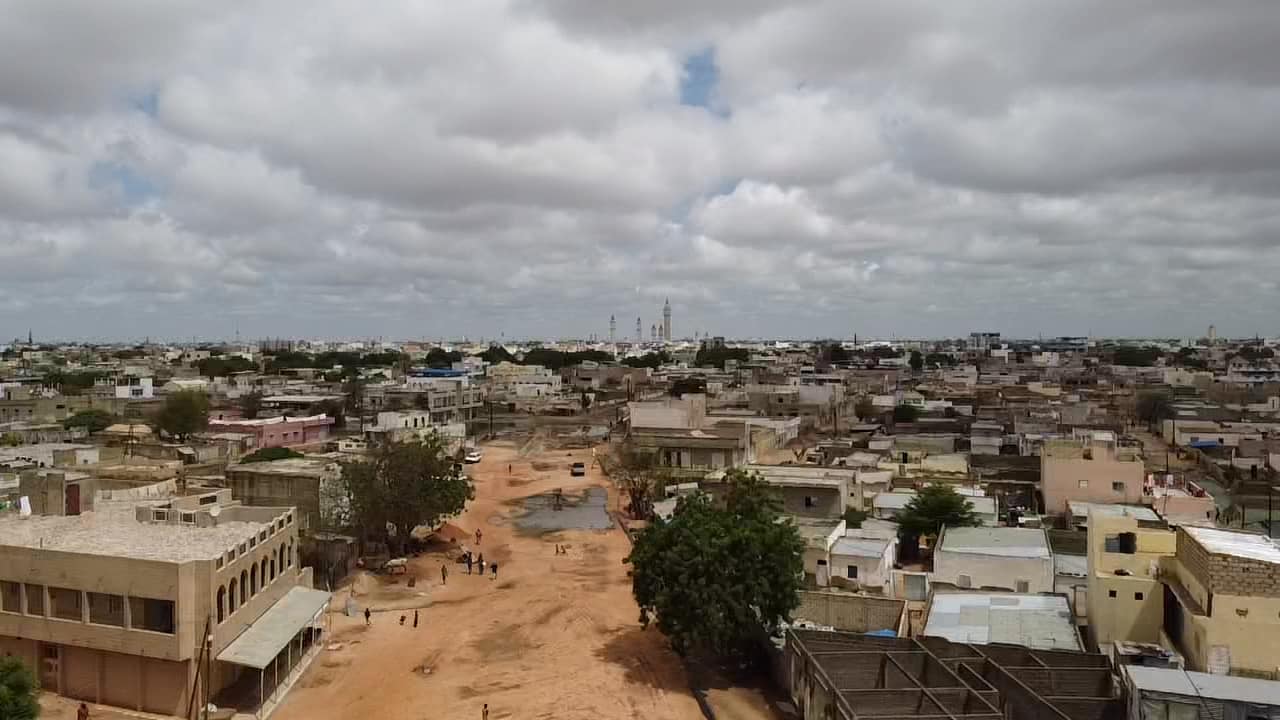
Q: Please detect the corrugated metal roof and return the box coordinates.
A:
[831,536,891,558]
[1183,526,1280,564]
[1126,665,1280,707]
[1054,554,1088,577]
[217,587,331,669]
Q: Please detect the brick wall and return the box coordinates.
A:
[1177,529,1280,599]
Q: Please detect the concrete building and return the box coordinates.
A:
[114,376,154,400]
[785,629,1118,720]
[718,464,856,519]
[0,488,326,716]
[226,458,343,535]
[1084,510,1175,653]
[829,535,897,594]
[933,526,1054,594]
[1041,439,1145,516]
[208,415,334,450]
[923,592,1083,652]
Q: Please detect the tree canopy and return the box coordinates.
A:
[476,345,516,364]
[0,655,40,720]
[909,350,924,373]
[63,408,115,434]
[892,404,920,423]
[895,484,980,541]
[241,447,304,463]
[1136,391,1174,427]
[340,436,474,552]
[1112,345,1163,367]
[694,345,749,369]
[854,397,877,421]
[239,390,264,420]
[153,390,210,441]
[423,348,462,368]
[520,348,613,370]
[196,355,256,377]
[628,469,804,659]
[622,351,671,369]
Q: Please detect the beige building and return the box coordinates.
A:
[226,457,344,535]
[1087,511,1280,678]
[0,487,327,716]
[932,526,1055,593]
[1041,439,1145,516]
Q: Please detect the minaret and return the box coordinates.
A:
[609,315,616,343]
[663,298,671,342]
[636,317,642,343]
[651,324,657,342]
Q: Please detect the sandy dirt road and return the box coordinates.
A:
[273,441,707,720]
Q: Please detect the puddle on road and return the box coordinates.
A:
[514,487,613,532]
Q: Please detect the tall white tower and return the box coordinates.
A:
[609,315,616,343]
[663,298,671,342]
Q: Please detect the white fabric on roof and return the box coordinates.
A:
[217,587,330,669]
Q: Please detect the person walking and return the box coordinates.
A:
[482,703,489,720]
[490,562,498,581]
[399,614,405,626]
[413,610,419,628]
[478,558,486,576]
[441,563,448,585]
[364,607,371,626]
[475,528,483,546]
[465,552,473,575]
[78,703,90,720]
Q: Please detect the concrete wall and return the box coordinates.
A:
[932,550,1054,593]
[777,486,843,520]
[794,590,906,634]
[830,546,895,593]
[1042,452,1145,515]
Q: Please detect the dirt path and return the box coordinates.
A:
[274,442,706,720]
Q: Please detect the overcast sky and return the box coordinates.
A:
[2,1,1279,343]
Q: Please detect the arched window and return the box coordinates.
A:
[228,579,238,613]
[270,556,276,581]
[260,560,267,588]
[287,542,293,568]
[239,571,247,604]
[250,567,257,596]
[217,585,226,622]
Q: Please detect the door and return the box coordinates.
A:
[39,644,60,691]
[64,484,80,516]
[904,573,928,601]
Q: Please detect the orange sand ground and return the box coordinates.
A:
[274,441,718,720]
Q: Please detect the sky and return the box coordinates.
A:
[2,1,1280,343]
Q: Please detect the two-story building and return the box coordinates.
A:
[1042,439,1145,516]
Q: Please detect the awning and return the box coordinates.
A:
[217,587,331,669]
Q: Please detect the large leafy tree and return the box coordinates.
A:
[340,435,474,554]
[63,408,115,434]
[896,484,980,558]
[0,656,39,720]
[1136,391,1174,428]
[909,350,924,373]
[628,470,804,659]
[240,390,264,420]
[606,442,669,520]
[893,404,920,423]
[153,390,209,441]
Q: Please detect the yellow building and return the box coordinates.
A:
[1087,510,1280,678]
[1086,510,1175,651]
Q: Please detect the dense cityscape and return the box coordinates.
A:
[4,2,1280,720]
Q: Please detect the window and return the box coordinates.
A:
[215,557,224,570]
[957,574,972,588]
[250,568,258,596]
[49,587,82,621]
[228,579,238,613]
[87,592,125,627]
[1108,589,1117,598]
[239,570,248,604]
[846,566,858,579]
[217,586,226,623]
[129,597,175,634]
[1112,482,1125,493]
[1016,580,1029,593]
[249,536,257,548]
[1077,480,1089,488]
[260,560,268,588]
[25,584,44,616]
[0,581,21,613]
[804,496,816,508]
[1135,592,1144,601]
[270,557,276,581]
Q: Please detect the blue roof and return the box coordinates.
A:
[1188,440,1221,449]
[409,368,466,378]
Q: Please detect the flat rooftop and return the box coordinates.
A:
[1183,525,1280,564]
[832,536,892,558]
[0,503,267,563]
[939,527,1050,559]
[1069,501,1160,522]
[925,592,1081,652]
[229,457,335,475]
[1125,665,1280,707]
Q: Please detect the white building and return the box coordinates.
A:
[115,376,154,400]
[933,526,1054,594]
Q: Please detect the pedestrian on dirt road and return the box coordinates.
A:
[508,464,512,474]
[441,563,448,585]
[478,558,486,575]
[413,610,419,628]
[465,552,473,575]
[482,703,489,720]
[364,607,371,626]
[475,528,483,545]
[399,614,405,626]
[78,702,90,720]
[491,562,498,581]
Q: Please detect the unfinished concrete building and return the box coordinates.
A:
[786,629,1119,720]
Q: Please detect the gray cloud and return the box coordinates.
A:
[1,0,1279,341]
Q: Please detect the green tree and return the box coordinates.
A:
[854,397,876,421]
[476,345,515,364]
[668,377,707,397]
[694,346,749,369]
[628,470,804,659]
[311,399,346,428]
[241,447,304,463]
[1112,345,1163,367]
[909,350,924,373]
[424,348,463,368]
[240,390,264,420]
[0,433,22,448]
[153,390,210,441]
[892,404,920,423]
[622,351,671,369]
[63,408,115,434]
[340,436,474,554]
[1136,391,1174,428]
[0,655,39,720]
[342,375,365,428]
[196,356,255,377]
[896,484,980,553]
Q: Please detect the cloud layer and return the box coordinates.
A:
[2,0,1279,341]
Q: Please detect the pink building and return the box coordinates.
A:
[1041,440,1145,516]
[208,415,334,449]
